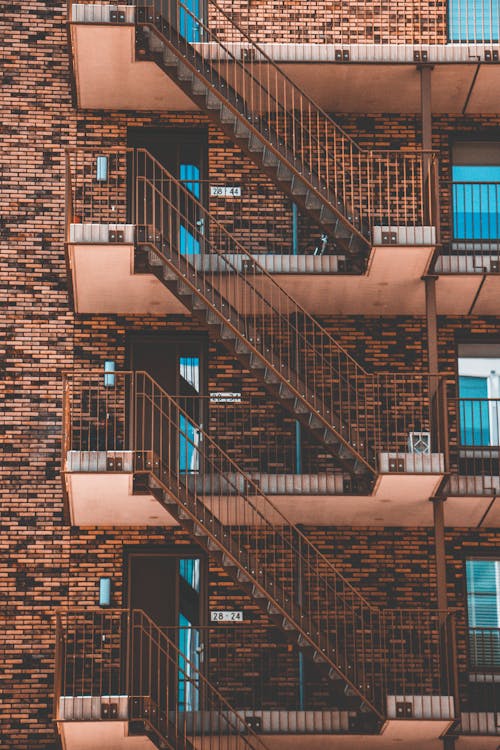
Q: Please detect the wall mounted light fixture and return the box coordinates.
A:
[104,360,116,388]
[96,155,108,182]
[99,577,111,607]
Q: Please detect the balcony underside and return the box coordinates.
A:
[58,720,460,750]
[70,22,500,114]
[70,238,500,315]
[68,241,439,316]
[64,450,451,526]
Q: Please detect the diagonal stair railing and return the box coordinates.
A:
[66,147,448,481]
[55,607,275,749]
[132,0,439,258]
[62,370,460,727]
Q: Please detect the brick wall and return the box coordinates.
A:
[1,3,500,747]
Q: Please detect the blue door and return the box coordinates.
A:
[459,375,490,445]
[179,0,203,42]
[179,163,202,255]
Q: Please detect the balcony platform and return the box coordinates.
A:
[443,475,500,527]
[70,9,500,114]
[57,720,500,750]
[64,453,178,526]
[67,228,437,315]
[57,695,458,748]
[64,451,445,527]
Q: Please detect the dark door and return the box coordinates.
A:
[127,551,205,714]
[128,128,208,256]
[128,334,208,474]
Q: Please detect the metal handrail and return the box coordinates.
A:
[68,0,500,46]
[54,608,273,749]
[65,148,449,473]
[134,0,439,241]
[62,371,460,720]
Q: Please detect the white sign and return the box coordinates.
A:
[210,610,244,622]
[210,186,242,197]
[210,391,242,403]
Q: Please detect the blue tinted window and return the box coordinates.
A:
[452,166,500,240]
[466,560,499,627]
[449,0,500,41]
[459,375,490,444]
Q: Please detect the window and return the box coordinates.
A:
[448,0,500,42]
[452,142,500,241]
[466,559,500,669]
[179,356,201,473]
[458,344,500,446]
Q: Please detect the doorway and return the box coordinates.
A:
[128,128,208,256]
[127,333,208,473]
[126,548,207,713]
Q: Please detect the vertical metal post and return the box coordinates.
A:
[425,275,439,376]
[419,65,434,223]
[433,496,448,611]
[420,66,433,153]
[425,276,448,613]
[292,202,299,255]
[295,420,302,474]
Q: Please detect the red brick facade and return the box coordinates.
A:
[1,3,500,749]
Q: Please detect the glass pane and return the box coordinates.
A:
[459,376,490,445]
[178,558,201,711]
[452,166,500,240]
[448,0,500,42]
[179,164,201,254]
[179,0,202,42]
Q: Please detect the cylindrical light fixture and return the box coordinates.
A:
[104,360,116,388]
[99,577,111,607]
[96,155,108,182]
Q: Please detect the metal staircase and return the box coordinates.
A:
[133,0,437,261]
[55,608,274,749]
[133,148,376,484]
[63,370,459,730]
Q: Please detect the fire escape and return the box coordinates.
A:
[57,1,461,746]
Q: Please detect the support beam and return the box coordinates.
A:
[425,275,439,375]
[419,65,435,224]
[425,276,448,611]
[433,496,448,611]
[419,65,433,152]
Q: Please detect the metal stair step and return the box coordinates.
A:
[267,601,280,615]
[191,77,207,96]
[291,175,308,196]
[162,47,178,66]
[308,413,324,430]
[249,352,264,370]
[234,119,251,139]
[163,266,178,281]
[252,585,266,599]
[278,382,294,400]
[220,105,237,125]
[262,147,279,167]
[176,63,194,81]
[205,91,221,110]
[305,190,322,209]
[234,338,250,354]
[248,133,265,153]
[282,618,295,631]
[313,650,326,664]
[276,162,293,181]
[263,367,280,384]
[293,398,309,414]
